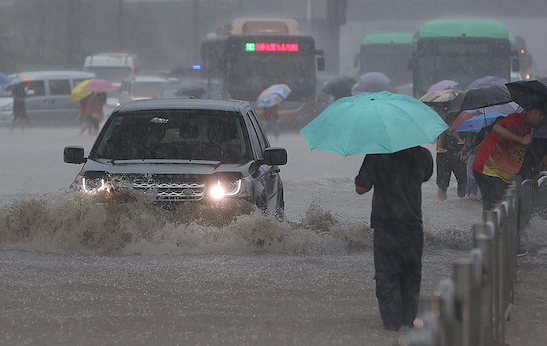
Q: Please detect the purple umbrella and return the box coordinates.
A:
[359,72,390,85]
[467,76,508,90]
[427,80,458,93]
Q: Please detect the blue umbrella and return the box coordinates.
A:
[300,91,448,155]
[454,112,508,133]
[0,72,10,85]
[257,84,291,108]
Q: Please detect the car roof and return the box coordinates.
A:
[8,71,95,79]
[115,98,251,113]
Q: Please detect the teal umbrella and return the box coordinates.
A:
[300,91,448,155]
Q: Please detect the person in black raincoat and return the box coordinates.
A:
[355,146,433,331]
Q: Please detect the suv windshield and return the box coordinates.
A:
[91,109,252,163]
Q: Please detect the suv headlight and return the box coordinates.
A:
[82,177,112,194]
[74,172,115,195]
[209,179,242,200]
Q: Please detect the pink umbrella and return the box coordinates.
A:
[84,79,116,92]
[428,80,459,93]
[359,72,390,84]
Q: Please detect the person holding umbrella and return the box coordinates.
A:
[257,84,291,140]
[472,80,547,212]
[301,92,446,332]
[9,83,29,132]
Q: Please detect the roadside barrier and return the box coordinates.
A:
[403,174,544,346]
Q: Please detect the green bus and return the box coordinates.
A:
[354,31,417,86]
[410,19,519,98]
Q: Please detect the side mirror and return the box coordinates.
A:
[264,147,287,166]
[64,146,86,164]
[317,56,325,71]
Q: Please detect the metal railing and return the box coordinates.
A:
[403,174,545,346]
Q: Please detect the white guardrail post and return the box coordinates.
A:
[402,174,543,346]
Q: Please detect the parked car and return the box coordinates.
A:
[118,75,174,105]
[63,98,287,218]
[0,71,95,126]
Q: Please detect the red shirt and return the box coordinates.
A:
[471,113,529,182]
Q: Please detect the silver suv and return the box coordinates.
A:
[63,98,287,218]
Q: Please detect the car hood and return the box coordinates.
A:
[80,158,251,176]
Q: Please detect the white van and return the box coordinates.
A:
[83,53,138,88]
[1,71,95,126]
[118,75,174,105]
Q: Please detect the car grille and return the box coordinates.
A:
[132,180,205,202]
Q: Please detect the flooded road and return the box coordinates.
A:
[1,127,546,345]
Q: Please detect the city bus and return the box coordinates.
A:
[410,19,519,98]
[200,18,325,129]
[354,31,416,88]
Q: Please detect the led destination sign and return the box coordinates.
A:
[245,42,299,52]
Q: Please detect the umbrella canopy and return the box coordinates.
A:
[419,89,461,104]
[5,76,33,91]
[428,80,458,93]
[322,76,357,99]
[173,82,206,97]
[448,111,478,132]
[84,78,116,92]
[71,79,94,101]
[299,91,448,155]
[359,72,390,84]
[0,72,10,85]
[257,84,291,108]
[446,85,512,114]
[467,75,508,90]
[454,112,508,133]
[505,80,547,111]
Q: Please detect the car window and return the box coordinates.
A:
[26,81,45,97]
[93,109,252,163]
[246,110,267,158]
[49,79,71,95]
[72,79,89,89]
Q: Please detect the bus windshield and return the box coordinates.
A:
[227,54,314,101]
[360,45,415,85]
[416,39,510,93]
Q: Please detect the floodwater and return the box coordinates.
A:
[1,127,546,346]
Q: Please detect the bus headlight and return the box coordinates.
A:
[209,179,242,200]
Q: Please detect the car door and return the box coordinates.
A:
[246,109,281,214]
[25,78,77,126]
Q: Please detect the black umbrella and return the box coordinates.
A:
[505,80,547,111]
[446,85,512,114]
[322,76,357,99]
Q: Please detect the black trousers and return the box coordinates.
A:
[373,224,423,331]
[436,152,467,197]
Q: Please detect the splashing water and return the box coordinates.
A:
[0,190,374,255]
